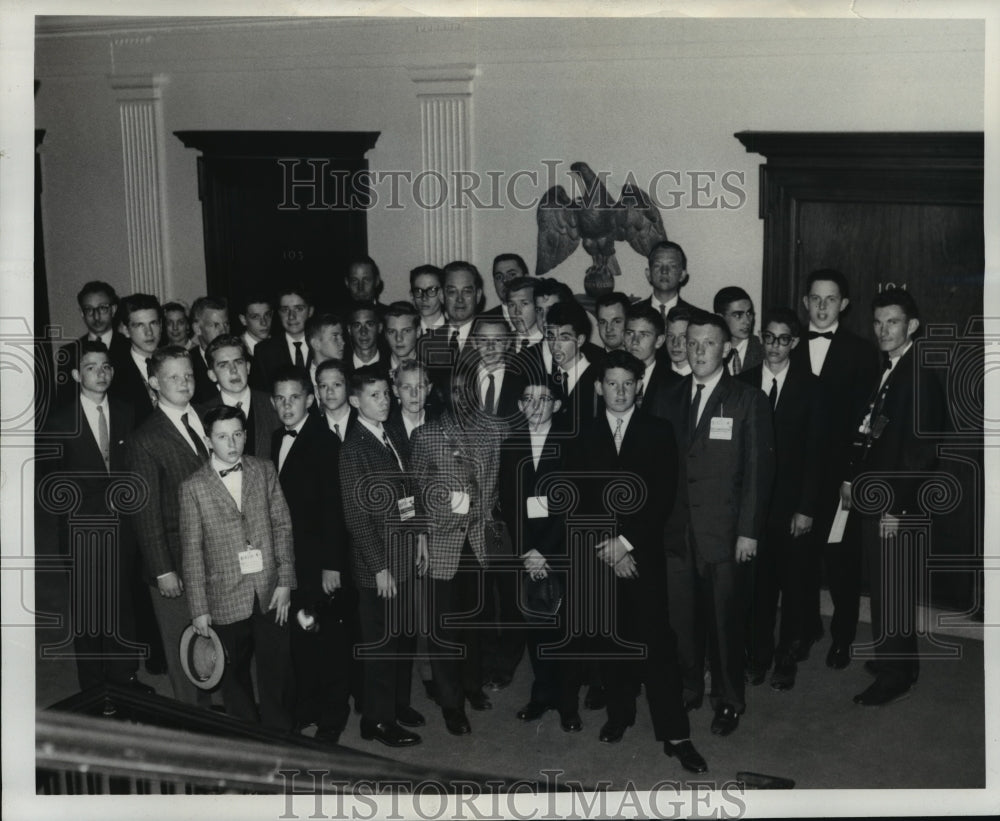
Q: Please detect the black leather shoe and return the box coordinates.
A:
[853,678,911,706]
[826,643,851,670]
[486,672,513,691]
[396,705,426,728]
[359,719,421,747]
[770,658,797,691]
[125,675,156,695]
[710,705,740,736]
[559,711,582,732]
[744,663,768,685]
[465,689,493,711]
[444,710,472,735]
[664,740,708,774]
[598,719,633,743]
[583,685,606,710]
[683,695,703,712]
[516,701,550,722]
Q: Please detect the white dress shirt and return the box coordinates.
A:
[242,331,262,356]
[277,415,309,472]
[807,321,837,376]
[79,392,111,466]
[691,367,725,427]
[604,405,637,551]
[220,386,251,410]
[212,454,243,511]
[528,421,552,471]
[324,406,352,440]
[557,353,591,397]
[159,402,208,455]
[353,350,381,369]
[478,366,506,411]
[761,363,791,408]
[650,293,679,316]
[402,410,425,440]
[671,360,692,377]
[284,332,307,366]
[729,338,749,375]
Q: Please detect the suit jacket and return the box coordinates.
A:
[188,346,218,405]
[249,334,311,392]
[339,421,416,588]
[663,372,775,563]
[179,456,296,624]
[127,407,209,582]
[634,295,701,316]
[109,346,157,427]
[729,335,764,375]
[271,413,348,601]
[344,337,392,377]
[56,332,132,406]
[637,360,684,420]
[410,409,508,579]
[738,363,827,524]
[197,389,281,459]
[314,404,359,444]
[474,363,526,424]
[844,345,948,516]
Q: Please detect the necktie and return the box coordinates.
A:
[612,416,624,454]
[182,412,209,459]
[219,462,243,478]
[659,303,667,321]
[333,422,341,440]
[96,404,110,470]
[768,377,778,410]
[730,349,742,375]
[635,380,644,409]
[519,338,529,352]
[808,330,835,340]
[689,383,705,441]
[145,357,157,406]
[551,357,563,384]
[382,430,403,470]
[283,428,298,438]
[235,400,243,411]
[483,373,496,415]
[293,341,305,369]
[449,328,460,359]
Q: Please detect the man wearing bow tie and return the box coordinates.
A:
[180,405,296,729]
[790,270,880,669]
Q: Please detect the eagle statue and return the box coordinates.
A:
[536,161,667,296]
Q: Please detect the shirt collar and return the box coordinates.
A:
[605,405,636,431]
[357,415,386,440]
[221,386,251,408]
[284,415,309,435]
[808,321,839,335]
[211,454,241,474]
[79,392,107,413]
[692,366,725,396]
[158,401,197,423]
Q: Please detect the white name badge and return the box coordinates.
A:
[709,417,733,440]
[451,490,470,515]
[238,546,264,575]
[398,496,415,521]
[526,496,549,519]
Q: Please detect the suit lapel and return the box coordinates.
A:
[692,376,732,445]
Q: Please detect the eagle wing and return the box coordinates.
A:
[616,180,667,257]
[535,185,581,276]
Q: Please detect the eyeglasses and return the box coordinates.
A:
[762,332,795,347]
[82,304,113,317]
[411,286,440,300]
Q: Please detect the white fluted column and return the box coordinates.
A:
[409,65,477,266]
[109,74,169,296]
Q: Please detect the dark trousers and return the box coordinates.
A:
[667,532,747,713]
[860,515,920,686]
[213,594,293,731]
[427,542,484,714]
[149,589,211,707]
[823,512,864,646]
[520,572,575,712]
[356,581,417,723]
[479,564,525,681]
[289,589,352,734]
[746,519,814,667]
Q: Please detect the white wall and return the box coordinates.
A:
[35,16,984,336]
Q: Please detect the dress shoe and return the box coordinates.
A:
[598,719,633,743]
[710,705,740,736]
[486,672,513,691]
[124,675,156,695]
[516,701,550,722]
[583,685,606,710]
[559,711,582,732]
[770,659,797,691]
[396,705,426,728]
[683,695,703,712]
[359,719,421,747]
[826,643,851,670]
[663,740,708,774]
[744,663,768,686]
[423,679,440,705]
[853,678,911,706]
[465,689,493,711]
[444,710,472,735]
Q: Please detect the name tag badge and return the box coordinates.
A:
[451,490,470,515]
[709,417,733,440]
[398,496,415,521]
[238,546,264,575]
[526,495,549,519]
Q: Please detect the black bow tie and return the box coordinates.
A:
[808,331,834,340]
[283,428,298,438]
[219,462,243,478]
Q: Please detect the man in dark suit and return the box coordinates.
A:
[565,350,707,773]
[180,405,296,730]
[305,313,347,387]
[662,312,775,737]
[45,340,152,694]
[196,334,280,458]
[314,359,356,442]
[840,289,947,706]
[57,280,132,406]
[482,252,530,331]
[409,265,446,337]
[344,255,389,318]
[249,284,314,392]
[388,360,434,462]
[188,296,230,404]
[714,286,764,376]
[737,308,827,690]
[109,293,163,427]
[595,291,631,353]
[535,300,600,435]
[383,303,420,376]
[346,305,391,374]
[530,280,604,363]
[504,276,544,352]
[339,367,425,747]
[270,365,352,743]
[470,315,526,425]
[128,346,213,705]
[410,372,508,735]
[623,303,681,418]
[791,269,881,668]
[237,292,273,360]
[635,241,700,318]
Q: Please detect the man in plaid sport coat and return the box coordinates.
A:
[180,404,296,730]
[410,373,508,735]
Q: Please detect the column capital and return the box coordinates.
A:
[108,73,169,99]
[407,63,478,96]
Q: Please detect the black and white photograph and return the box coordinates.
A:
[1,1,997,818]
